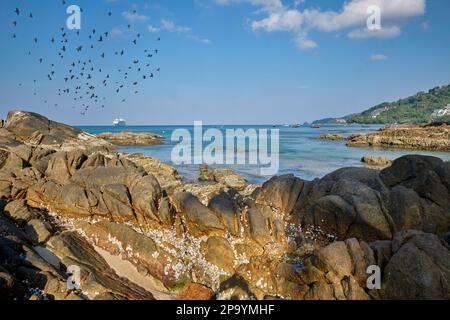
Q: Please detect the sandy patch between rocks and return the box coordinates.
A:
[94,246,177,300]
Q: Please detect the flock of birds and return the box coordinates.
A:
[10,2,162,116]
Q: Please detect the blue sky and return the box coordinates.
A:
[0,0,449,125]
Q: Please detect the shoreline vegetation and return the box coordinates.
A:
[0,110,449,300]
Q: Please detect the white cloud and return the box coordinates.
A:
[294,35,317,50]
[110,25,135,38]
[160,19,191,33]
[186,34,212,44]
[148,19,211,44]
[148,25,160,33]
[122,11,149,23]
[251,9,303,32]
[370,53,388,61]
[348,25,402,39]
[216,0,426,51]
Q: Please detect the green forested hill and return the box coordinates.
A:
[349,84,450,124]
[313,83,450,125]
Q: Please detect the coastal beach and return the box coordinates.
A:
[0,110,449,301]
[1,0,450,305]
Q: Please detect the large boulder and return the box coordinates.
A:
[380,230,450,300]
[208,192,240,236]
[199,165,248,191]
[45,151,88,184]
[204,236,235,273]
[254,175,312,216]
[5,111,82,144]
[3,111,111,152]
[300,168,395,242]
[381,156,450,235]
[172,192,226,236]
[27,165,165,226]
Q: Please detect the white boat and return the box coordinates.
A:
[113,118,126,126]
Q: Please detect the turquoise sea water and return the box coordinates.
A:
[79,125,450,184]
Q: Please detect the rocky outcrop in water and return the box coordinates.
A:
[361,156,392,166]
[1,111,449,300]
[97,131,163,146]
[347,123,450,151]
[318,134,347,141]
[361,156,393,170]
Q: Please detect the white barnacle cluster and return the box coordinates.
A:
[124,244,135,259]
[107,233,124,252]
[256,277,267,289]
[226,234,249,265]
[304,225,336,243]
[28,286,49,300]
[134,225,231,288]
[285,222,303,244]
[270,206,285,221]
[216,288,234,300]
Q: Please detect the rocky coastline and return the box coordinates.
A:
[0,111,449,300]
[320,123,450,151]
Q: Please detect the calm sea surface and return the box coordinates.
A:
[78,124,450,184]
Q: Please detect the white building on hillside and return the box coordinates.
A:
[431,104,450,118]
